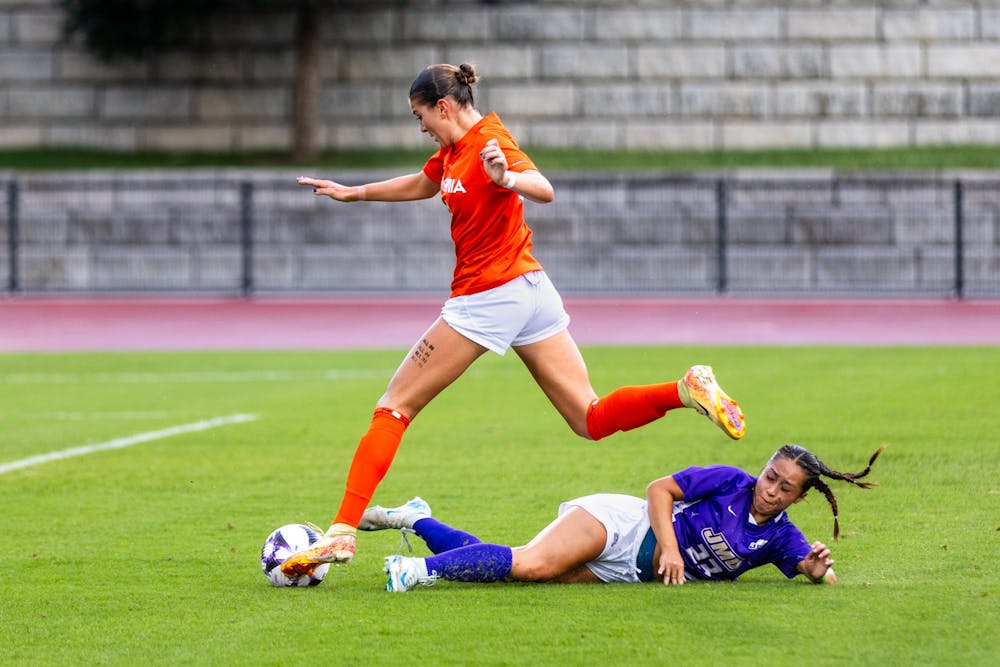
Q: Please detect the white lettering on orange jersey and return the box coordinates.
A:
[441,178,467,194]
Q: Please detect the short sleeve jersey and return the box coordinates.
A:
[422,112,543,297]
[670,465,813,581]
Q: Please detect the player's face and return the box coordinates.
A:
[752,457,808,520]
[410,99,448,145]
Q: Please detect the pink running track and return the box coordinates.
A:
[2,297,999,351]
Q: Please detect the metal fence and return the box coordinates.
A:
[1,172,997,298]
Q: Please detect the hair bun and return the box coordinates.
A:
[458,63,479,86]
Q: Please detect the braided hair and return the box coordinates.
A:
[771,444,884,540]
[409,63,478,110]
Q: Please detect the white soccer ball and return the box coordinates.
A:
[260,523,330,587]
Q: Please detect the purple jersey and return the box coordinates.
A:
[671,465,812,581]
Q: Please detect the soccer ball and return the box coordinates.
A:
[260,524,330,587]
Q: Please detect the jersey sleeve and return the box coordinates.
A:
[768,523,813,579]
[486,124,537,174]
[673,465,751,501]
[501,143,536,174]
[422,149,444,183]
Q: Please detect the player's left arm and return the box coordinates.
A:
[796,541,838,584]
[479,138,554,204]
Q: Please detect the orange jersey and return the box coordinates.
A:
[422,112,543,297]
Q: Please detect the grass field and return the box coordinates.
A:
[2,346,998,665]
[4,144,1000,171]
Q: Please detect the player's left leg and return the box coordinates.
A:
[358,496,432,531]
[516,332,745,441]
[383,506,606,592]
[359,498,481,553]
[510,506,606,582]
[514,330,682,440]
[513,329,598,437]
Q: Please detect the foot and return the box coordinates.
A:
[678,365,746,440]
[384,554,436,593]
[279,523,356,578]
[359,497,432,531]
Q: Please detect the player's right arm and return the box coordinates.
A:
[298,172,439,202]
[646,475,687,586]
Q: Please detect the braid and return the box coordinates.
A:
[771,444,884,540]
[810,478,840,540]
[817,445,884,489]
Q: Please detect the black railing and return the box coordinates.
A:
[1,173,997,298]
[240,180,254,297]
[6,179,19,293]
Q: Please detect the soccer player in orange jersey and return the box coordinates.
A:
[281,63,746,578]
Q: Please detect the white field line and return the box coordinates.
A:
[0,369,386,385]
[0,413,258,476]
[0,411,175,422]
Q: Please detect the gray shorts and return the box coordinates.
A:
[440,270,570,355]
[558,493,651,583]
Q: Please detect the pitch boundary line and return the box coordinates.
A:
[0,369,389,385]
[0,413,259,476]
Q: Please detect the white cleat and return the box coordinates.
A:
[359,496,432,531]
[384,554,437,593]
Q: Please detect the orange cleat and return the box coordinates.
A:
[279,523,356,578]
[678,365,746,440]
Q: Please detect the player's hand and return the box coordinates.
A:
[657,550,686,586]
[800,541,835,582]
[479,138,508,184]
[297,176,364,202]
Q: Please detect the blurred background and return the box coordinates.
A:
[2,0,999,298]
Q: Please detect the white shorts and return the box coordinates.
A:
[558,493,652,584]
[440,270,570,355]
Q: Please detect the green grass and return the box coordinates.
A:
[3,145,1000,171]
[1,347,998,665]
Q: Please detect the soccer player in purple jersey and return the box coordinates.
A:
[361,444,882,592]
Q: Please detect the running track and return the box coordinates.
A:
[2,297,999,351]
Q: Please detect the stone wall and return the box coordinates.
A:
[3,170,998,296]
[2,0,1000,152]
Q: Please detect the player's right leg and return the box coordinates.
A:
[280,318,486,577]
[332,318,487,526]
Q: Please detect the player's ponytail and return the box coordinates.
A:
[772,444,884,540]
[410,63,478,109]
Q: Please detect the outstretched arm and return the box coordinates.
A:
[646,476,687,586]
[298,171,440,203]
[796,541,838,584]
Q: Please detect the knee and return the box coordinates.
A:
[571,422,594,440]
[568,404,595,440]
[511,552,563,582]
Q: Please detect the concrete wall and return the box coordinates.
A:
[2,0,1000,152]
[3,170,998,296]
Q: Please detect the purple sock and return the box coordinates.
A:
[424,543,513,583]
[413,517,482,554]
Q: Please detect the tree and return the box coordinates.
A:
[62,0,324,161]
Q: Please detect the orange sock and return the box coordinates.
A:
[333,407,410,527]
[586,382,683,441]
